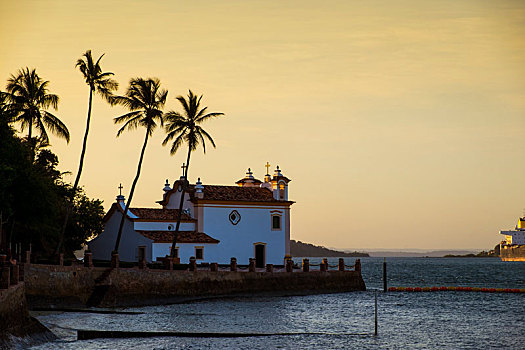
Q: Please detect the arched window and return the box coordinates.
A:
[279,182,285,200]
[271,214,282,230]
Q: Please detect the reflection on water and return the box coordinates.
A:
[28,258,525,349]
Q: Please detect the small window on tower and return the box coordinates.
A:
[195,247,204,260]
[279,183,285,200]
[272,215,281,230]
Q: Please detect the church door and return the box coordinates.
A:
[255,244,265,268]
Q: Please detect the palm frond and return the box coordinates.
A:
[196,112,224,123]
[176,95,191,116]
[163,126,187,145]
[34,114,49,144]
[116,114,142,137]
[114,110,142,125]
[42,111,70,142]
[169,133,186,155]
[198,126,216,149]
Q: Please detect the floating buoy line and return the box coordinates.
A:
[388,286,525,293]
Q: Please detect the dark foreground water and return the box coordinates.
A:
[23,257,525,349]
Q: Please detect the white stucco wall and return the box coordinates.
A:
[88,211,154,262]
[133,221,195,231]
[165,191,193,213]
[152,243,219,263]
[198,204,290,265]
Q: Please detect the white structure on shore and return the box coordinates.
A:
[88,164,294,266]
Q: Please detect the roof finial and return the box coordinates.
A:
[116,183,125,201]
[265,162,271,175]
[195,177,204,198]
[163,179,172,192]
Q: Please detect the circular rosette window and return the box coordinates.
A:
[229,210,241,225]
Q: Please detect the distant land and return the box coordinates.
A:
[291,240,369,257]
[365,250,479,258]
[292,242,499,258]
[358,244,500,257]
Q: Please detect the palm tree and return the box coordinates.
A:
[111,78,167,253]
[0,90,15,125]
[55,50,118,254]
[162,90,223,258]
[6,68,69,151]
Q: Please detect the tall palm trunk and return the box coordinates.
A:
[55,88,94,255]
[114,130,150,253]
[27,113,35,160]
[170,146,192,258]
[28,114,32,140]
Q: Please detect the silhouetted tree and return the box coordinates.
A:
[162,90,223,258]
[111,78,167,254]
[6,68,69,156]
[0,117,103,258]
[55,50,118,254]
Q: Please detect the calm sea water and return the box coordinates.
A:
[23,257,525,349]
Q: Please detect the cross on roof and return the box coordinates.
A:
[118,183,123,196]
[265,162,271,175]
[181,163,187,176]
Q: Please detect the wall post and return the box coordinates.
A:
[302,258,309,272]
[355,259,361,273]
[84,252,93,268]
[164,258,173,270]
[111,252,119,269]
[338,258,345,271]
[189,257,197,272]
[249,258,256,272]
[286,259,293,272]
[10,264,19,285]
[230,257,237,272]
[320,258,327,272]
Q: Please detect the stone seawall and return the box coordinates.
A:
[1,283,28,337]
[25,264,366,308]
[0,282,54,347]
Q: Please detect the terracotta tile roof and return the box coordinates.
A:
[104,203,196,223]
[191,185,281,202]
[129,208,194,221]
[136,230,219,244]
[157,180,294,205]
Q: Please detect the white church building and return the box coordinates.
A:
[88,165,294,266]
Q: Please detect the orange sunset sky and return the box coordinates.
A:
[1,0,524,250]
